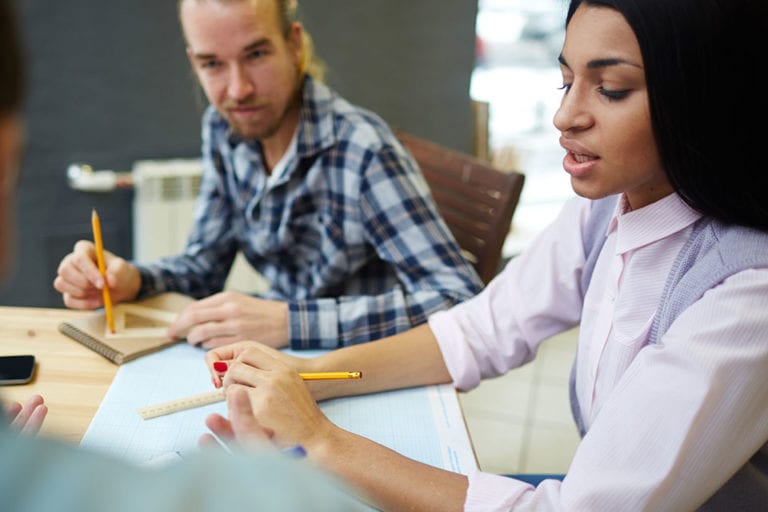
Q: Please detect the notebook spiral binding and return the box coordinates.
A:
[58,322,124,364]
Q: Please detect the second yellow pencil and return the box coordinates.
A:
[299,371,362,380]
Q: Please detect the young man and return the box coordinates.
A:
[54,0,482,350]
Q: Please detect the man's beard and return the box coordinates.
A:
[222,71,302,142]
[224,104,282,142]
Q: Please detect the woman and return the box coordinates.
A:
[204,0,768,510]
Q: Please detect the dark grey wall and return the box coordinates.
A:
[1,1,478,307]
[300,1,478,152]
[1,1,203,307]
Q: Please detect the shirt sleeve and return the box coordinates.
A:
[442,267,768,509]
[289,143,484,349]
[134,109,238,299]
[429,196,589,391]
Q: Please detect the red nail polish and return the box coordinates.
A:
[213,361,228,372]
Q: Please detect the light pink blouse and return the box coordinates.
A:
[429,194,768,511]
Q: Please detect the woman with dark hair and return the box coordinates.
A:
[575,0,767,230]
[203,0,768,510]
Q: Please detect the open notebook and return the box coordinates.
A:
[58,292,196,364]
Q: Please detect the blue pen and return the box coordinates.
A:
[282,444,307,458]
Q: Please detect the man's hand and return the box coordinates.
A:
[53,240,141,309]
[3,394,47,435]
[168,291,290,349]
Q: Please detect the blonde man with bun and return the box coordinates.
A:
[55,0,482,352]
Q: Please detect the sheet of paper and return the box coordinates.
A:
[80,343,477,474]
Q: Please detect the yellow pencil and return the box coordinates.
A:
[299,371,362,380]
[91,209,115,334]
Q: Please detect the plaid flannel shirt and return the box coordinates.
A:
[136,76,482,349]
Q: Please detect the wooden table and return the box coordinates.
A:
[0,306,118,443]
[1,306,480,471]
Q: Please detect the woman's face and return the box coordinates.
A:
[0,114,21,279]
[553,4,672,210]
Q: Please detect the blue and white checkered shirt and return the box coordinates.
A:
[136,76,482,349]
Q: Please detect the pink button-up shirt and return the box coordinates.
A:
[429,193,768,511]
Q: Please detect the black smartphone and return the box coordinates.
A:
[0,355,36,385]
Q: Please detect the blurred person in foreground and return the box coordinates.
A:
[0,2,365,510]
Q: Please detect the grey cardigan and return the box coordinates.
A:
[571,195,768,511]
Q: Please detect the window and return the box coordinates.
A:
[472,0,572,257]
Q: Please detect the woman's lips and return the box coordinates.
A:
[560,137,599,177]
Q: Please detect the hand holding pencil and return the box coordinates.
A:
[204,341,362,390]
[202,343,350,458]
[53,211,143,312]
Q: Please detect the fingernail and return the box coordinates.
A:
[213,361,228,373]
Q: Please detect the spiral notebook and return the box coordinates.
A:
[58,292,196,364]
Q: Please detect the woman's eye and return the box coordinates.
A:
[558,83,572,93]
[599,87,630,100]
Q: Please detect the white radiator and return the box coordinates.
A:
[131,159,268,294]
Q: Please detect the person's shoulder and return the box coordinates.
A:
[0,430,366,512]
[334,105,397,152]
[708,220,768,267]
[309,79,400,153]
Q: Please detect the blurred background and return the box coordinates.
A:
[472,0,571,256]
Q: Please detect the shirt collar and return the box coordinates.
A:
[266,127,299,188]
[607,192,703,254]
[294,74,337,159]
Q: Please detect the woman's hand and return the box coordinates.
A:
[3,394,47,434]
[204,340,310,388]
[218,344,336,453]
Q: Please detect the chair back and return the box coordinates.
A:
[396,130,525,284]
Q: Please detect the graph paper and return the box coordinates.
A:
[80,343,477,473]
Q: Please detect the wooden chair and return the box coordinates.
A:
[395,130,525,285]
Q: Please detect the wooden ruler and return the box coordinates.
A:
[137,388,226,420]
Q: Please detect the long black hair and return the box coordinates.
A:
[567,0,768,231]
[0,0,23,115]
